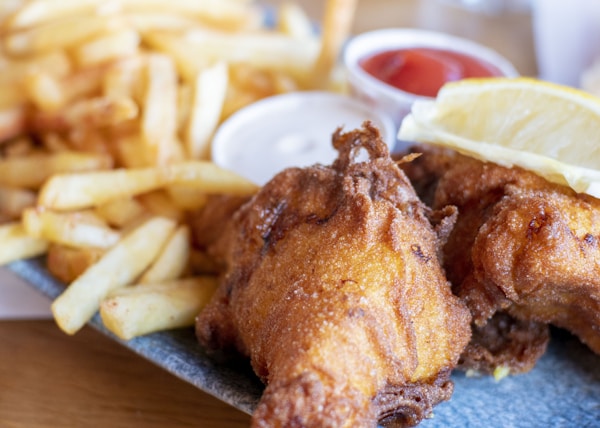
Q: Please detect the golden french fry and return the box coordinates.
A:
[0,51,72,84]
[137,190,183,222]
[2,136,34,157]
[0,106,27,143]
[0,186,36,219]
[39,168,161,210]
[30,96,139,132]
[51,216,177,335]
[157,29,320,78]
[102,56,146,102]
[72,28,140,68]
[95,197,146,228]
[141,31,211,81]
[23,72,65,111]
[0,83,26,110]
[311,0,358,88]
[22,207,121,249]
[185,61,228,160]
[176,82,193,133]
[139,224,190,283]
[0,221,49,265]
[5,0,114,30]
[40,132,70,152]
[46,243,104,284]
[100,276,218,340]
[112,134,151,169]
[277,1,314,40]
[0,151,113,189]
[0,0,26,25]
[38,161,258,210]
[120,0,261,31]
[127,12,201,33]
[4,14,126,56]
[166,185,208,211]
[59,65,109,105]
[141,54,181,165]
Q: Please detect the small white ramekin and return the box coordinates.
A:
[343,28,519,129]
[211,91,395,185]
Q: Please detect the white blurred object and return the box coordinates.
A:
[532,0,600,87]
[0,267,52,319]
[581,60,600,96]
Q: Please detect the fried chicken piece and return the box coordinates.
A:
[196,123,471,427]
[402,145,600,373]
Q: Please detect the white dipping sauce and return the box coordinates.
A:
[211,91,396,185]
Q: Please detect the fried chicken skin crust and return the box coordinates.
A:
[402,145,600,371]
[196,123,471,427]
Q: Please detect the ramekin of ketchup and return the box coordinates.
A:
[343,29,518,130]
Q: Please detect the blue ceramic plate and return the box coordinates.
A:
[9,258,600,426]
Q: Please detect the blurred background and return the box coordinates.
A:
[267,0,600,91]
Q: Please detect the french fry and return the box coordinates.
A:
[0,221,49,265]
[112,134,151,169]
[137,190,183,222]
[4,14,126,56]
[0,151,113,189]
[100,276,218,340]
[30,96,139,132]
[5,0,116,30]
[127,12,201,33]
[167,185,208,211]
[141,31,211,81]
[311,0,358,88]
[1,136,34,157]
[22,207,122,249]
[0,83,26,110]
[102,56,146,102]
[59,65,109,105]
[51,216,177,335]
[120,0,261,31]
[40,133,71,153]
[23,72,65,111]
[0,186,36,219]
[71,28,140,68]
[277,1,314,40]
[160,28,320,78]
[0,51,72,84]
[46,243,104,284]
[139,224,190,283]
[0,0,26,26]
[38,161,258,210]
[95,197,146,228]
[185,61,228,160]
[0,106,27,143]
[140,54,181,165]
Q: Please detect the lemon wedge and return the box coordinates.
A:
[398,77,600,197]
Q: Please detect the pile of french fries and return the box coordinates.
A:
[0,0,355,339]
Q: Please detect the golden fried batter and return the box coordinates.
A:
[196,123,471,427]
[402,145,600,372]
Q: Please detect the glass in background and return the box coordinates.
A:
[531,0,600,87]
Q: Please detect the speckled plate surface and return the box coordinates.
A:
[9,257,600,427]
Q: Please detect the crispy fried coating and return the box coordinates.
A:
[402,145,600,372]
[196,123,471,427]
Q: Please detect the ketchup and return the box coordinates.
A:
[360,47,504,97]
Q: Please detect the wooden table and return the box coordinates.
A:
[0,1,536,427]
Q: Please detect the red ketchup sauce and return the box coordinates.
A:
[360,47,504,97]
